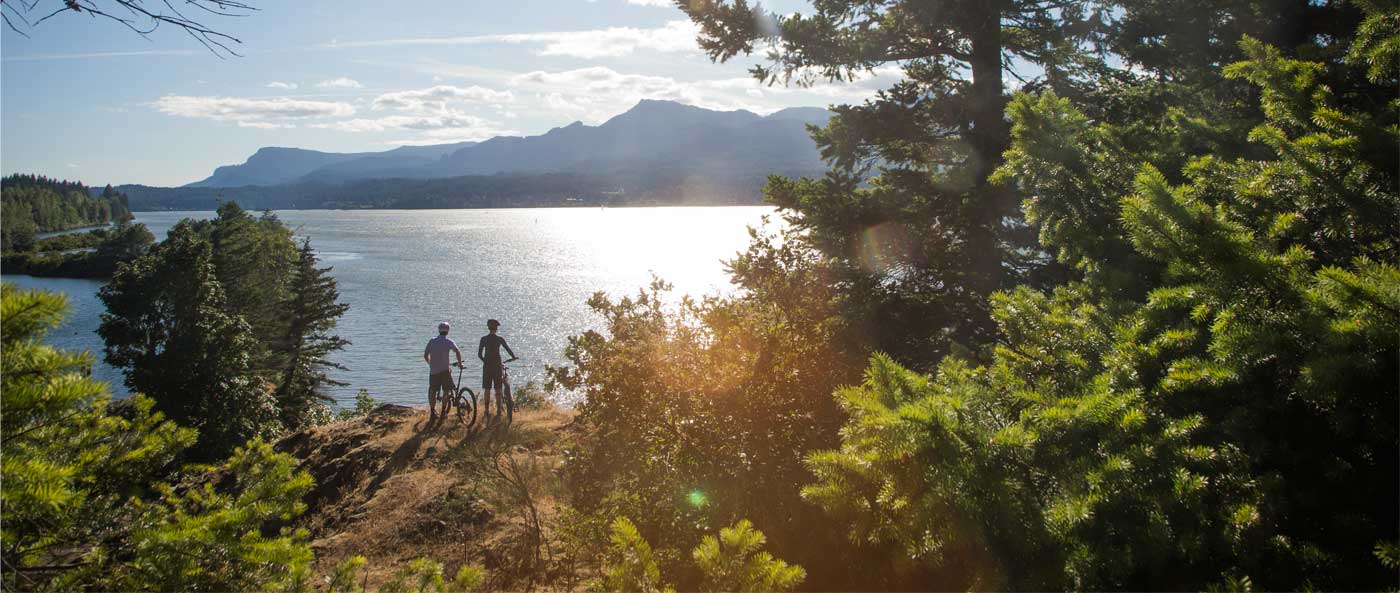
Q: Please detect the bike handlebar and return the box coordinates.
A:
[453,358,518,368]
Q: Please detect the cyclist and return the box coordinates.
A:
[478,319,517,417]
[424,321,463,420]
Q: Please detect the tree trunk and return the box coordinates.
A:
[964,0,1010,308]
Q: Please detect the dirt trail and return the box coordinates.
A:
[275,404,582,590]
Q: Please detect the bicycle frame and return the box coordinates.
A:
[449,361,477,428]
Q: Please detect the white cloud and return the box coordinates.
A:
[313,109,518,145]
[500,64,902,124]
[314,109,514,136]
[266,81,299,90]
[154,95,355,124]
[511,19,698,58]
[372,85,514,113]
[66,163,78,168]
[238,121,295,129]
[625,0,674,5]
[321,20,700,59]
[510,67,768,121]
[317,77,364,89]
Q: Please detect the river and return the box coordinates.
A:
[2,206,779,406]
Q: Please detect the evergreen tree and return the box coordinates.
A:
[596,517,671,593]
[98,221,279,459]
[803,14,1398,590]
[0,174,131,249]
[595,517,804,593]
[206,202,299,374]
[0,282,314,591]
[692,520,806,593]
[272,239,351,431]
[1,202,39,252]
[92,220,156,267]
[680,0,1107,367]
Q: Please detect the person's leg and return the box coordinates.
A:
[429,371,446,419]
[481,372,493,415]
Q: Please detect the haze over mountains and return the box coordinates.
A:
[139,100,832,210]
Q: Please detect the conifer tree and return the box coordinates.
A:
[803,13,1399,590]
[1,282,314,591]
[99,221,279,458]
[692,520,806,593]
[595,517,804,593]
[272,239,350,431]
[207,202,299,373]
[680,0,1106,366]
[596,517,671,593]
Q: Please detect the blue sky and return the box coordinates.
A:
[1,0,899,186]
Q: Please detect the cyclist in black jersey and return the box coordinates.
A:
[478,319,516,417]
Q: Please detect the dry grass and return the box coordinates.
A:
[275,403,584,591]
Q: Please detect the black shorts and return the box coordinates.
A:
[429,371,454,397]
[482,364,504,391]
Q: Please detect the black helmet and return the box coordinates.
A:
[487,319,500,329]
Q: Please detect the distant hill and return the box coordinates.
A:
[423,100,827,179]
[186,142,477,187]
[136,100,834,210]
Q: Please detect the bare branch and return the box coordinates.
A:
[9,0,255,57]
[2,10,32,37]
[32,3,76,26]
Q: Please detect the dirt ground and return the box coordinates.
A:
[275,403,586,591]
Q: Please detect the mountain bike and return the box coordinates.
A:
[485,358,518,425]
[444,361,477,428]
[500,360,516,424]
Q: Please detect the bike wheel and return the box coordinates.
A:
[503,381,513,424]
[457,387,477,428]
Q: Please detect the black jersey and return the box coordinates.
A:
[478,333,514,366]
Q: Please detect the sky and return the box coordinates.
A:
[1,0,901,187]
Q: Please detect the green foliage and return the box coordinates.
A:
[98,203,350,456]
[381,558,485,593]
[595,517,803,593]
[0,175,131,252]
[1,283,316,592]
[1108,0,1363,82]
[336,388,381,421]
[805,23,1399,592]
[552,267,858,583]
[1,221,155,278]
[32,227,108,252]
[99,222,279,459]
[326,555,369,593]
[692,520,806,593]
[1347,0,1400,84]
[80,439,316,591]
[681,0,1117,368]
[510,379,549,409]
[596,517,671,593]
[273,238,351,429]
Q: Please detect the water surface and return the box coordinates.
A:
[5,207,776,407]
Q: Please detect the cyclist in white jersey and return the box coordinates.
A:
[423,322,463,420]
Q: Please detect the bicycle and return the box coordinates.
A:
[442,361,477,428]
[484,358,518,425]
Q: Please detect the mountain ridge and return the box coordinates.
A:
[184,100,833,189]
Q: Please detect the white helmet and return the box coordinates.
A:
[438,321,450,334]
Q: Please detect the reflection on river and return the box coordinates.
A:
[3,206,777,406]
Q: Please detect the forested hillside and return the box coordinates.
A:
[117,167,793,211]
[1,174,132,250]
